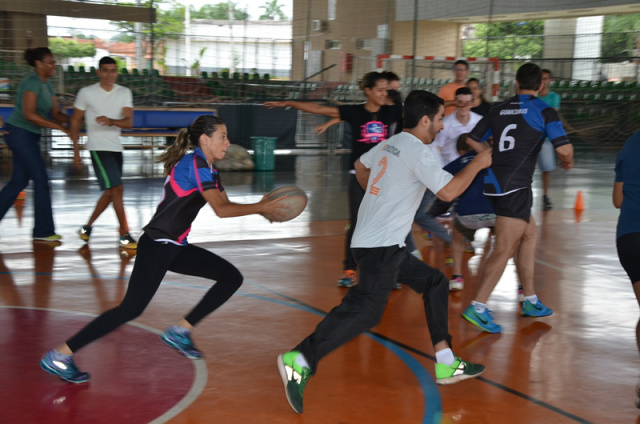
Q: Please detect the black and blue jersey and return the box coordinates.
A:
[144,147,224,245]
[468,94,569,195]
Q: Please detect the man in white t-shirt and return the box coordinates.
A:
[276,90,492,414]
[431,87,482,166]
[70,57,137,249]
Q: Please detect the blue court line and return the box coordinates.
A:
[226,279,595,424]
[237,291,442,424]
[0,269,595,423]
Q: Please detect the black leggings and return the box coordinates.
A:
[66,233,243,353]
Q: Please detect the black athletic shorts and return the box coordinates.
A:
[487,188,532,222]
[90,151,123,191]
[617,232,640,284]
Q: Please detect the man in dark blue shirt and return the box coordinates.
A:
[461,63,574,333]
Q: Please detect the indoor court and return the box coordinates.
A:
[0,148,636,424]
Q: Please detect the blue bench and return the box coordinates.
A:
[0,105,216,150]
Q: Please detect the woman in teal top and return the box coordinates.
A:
[0,47,70,241]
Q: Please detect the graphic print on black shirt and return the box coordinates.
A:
[339,103,403,170]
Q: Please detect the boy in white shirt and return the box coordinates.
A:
[277,90,492,414]
[432,87,482,166]
[70,57,137,249]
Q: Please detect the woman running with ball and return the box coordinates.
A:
[41,115,287,383]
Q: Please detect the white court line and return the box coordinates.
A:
[0,305,208,424]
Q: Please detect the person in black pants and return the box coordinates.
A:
[277,90,491,414]
[265,72,402,288]
[40,115,287,383]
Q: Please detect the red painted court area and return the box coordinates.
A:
[1,308,198,424]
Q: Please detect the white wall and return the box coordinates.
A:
[164,20,292,77]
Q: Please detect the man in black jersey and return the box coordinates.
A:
[461,63,574,333]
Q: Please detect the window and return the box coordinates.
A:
[328,0,336,21]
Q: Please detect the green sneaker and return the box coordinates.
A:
[34,234,62,242]
[435,356,485,385]
[277,351,312,413]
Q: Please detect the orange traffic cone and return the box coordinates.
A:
[574,190,584,211]
[13,199,24,225]
[17,191,26,200]
[574,190,584,223]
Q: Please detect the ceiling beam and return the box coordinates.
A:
[0,0,155,23]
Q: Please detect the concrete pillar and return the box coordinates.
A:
[543,19,577,80]
[0,12,47,62]
[573,16,604,81]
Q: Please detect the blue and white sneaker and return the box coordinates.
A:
[521,299,553,317]
[462,305,502,333]
[40,349,90,383]
[160,326,202,359]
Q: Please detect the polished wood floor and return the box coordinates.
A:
[0,148,637,424]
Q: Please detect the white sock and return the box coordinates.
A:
[295,352,310,369]
[435,348,455,366]
[171,325,191,335]
[51,349,72,360]
[524,295,539,304]
[471,300,487,314]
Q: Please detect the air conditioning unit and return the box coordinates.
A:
[312,19,327,32]
[356,39,372,50]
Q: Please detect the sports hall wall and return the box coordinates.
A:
[0,0,639,148]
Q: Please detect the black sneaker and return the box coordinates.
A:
[543,195,552,210]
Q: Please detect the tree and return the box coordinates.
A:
[191,2,249,20]
[49,38,97,59]
[191,47,207,75]
[259,0,287,21]
[463,21,544,60]
[108,0,184,70]
[602,14,640,62]
[111,33,135,43]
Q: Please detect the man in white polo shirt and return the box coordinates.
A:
[70,56,137,249]
[276,90,492,414]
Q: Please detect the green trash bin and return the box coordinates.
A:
[251,136,276,171]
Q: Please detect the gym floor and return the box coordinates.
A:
[0,147,637,424]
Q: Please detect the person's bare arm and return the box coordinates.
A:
[22,91,69,134]
[95,107,133,129]
[444,99,466,109]
[201,188,288,220]
[555,143,574,170]
[51,97,70,124]
[263,100,340,118]
[314,117,343,135]
[354,159,371,190]
[465,136,491,153]
[435,149,492,202]
[613,182,623,209]
[69,108,85,170]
